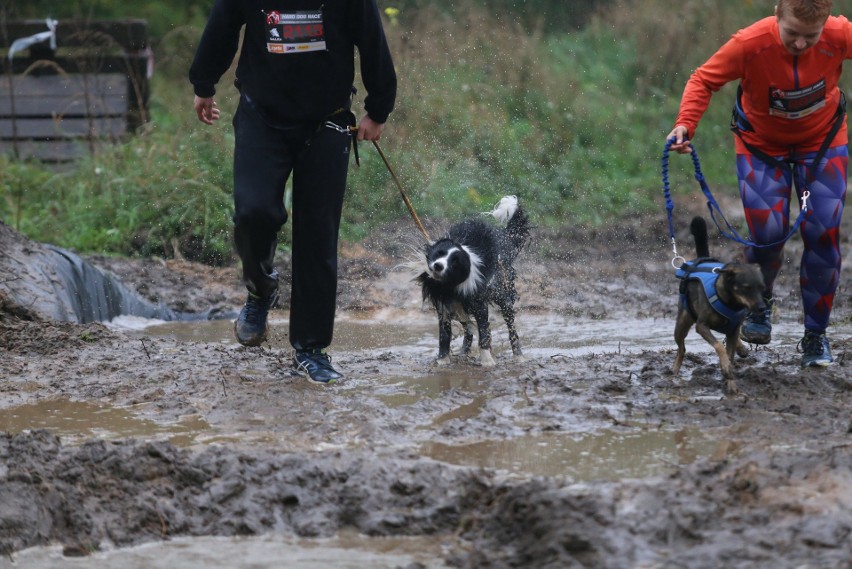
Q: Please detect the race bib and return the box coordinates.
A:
[768,80,827,119]
[264,10,326,54]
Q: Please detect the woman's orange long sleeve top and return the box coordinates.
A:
[675,15,852,155]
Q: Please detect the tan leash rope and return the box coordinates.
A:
[371,140,431,241]
[346,125,431,241]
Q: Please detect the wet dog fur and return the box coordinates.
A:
[416,196,531,367]
[673,216,766,394]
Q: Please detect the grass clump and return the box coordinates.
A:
[3,0,851,262]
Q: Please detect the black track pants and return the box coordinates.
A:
[232,99,351,351]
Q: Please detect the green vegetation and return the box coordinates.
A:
[1,0,850,263]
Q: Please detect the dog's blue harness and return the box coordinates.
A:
[676,258,745,335]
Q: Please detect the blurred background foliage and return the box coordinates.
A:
[0,0,847,264]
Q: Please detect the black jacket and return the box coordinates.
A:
[189,0,397,123]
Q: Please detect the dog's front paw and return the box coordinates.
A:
[435,356,452,366]
[512,353,527,363]
[479,350,496,367]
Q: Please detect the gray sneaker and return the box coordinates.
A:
[798,331,833,368]
[741,296,774,345]
[234,290,278,346]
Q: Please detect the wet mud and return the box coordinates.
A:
[1,204,851,568]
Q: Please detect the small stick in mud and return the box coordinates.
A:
[218,369,228,397]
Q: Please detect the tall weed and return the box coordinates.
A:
[3,0,851,260]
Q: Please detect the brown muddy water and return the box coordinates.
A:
[6,309,848,568]
[3,532,451,569]
[2,312,742,480]
[2,236,851,569]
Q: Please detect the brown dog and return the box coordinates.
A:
[673,216,766,394]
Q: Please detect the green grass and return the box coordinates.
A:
[3,0,847,263]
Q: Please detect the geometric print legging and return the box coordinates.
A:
[736,145,847,333]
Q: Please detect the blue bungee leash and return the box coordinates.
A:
[661,136,810,267]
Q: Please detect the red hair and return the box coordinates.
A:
[776,0,832,23]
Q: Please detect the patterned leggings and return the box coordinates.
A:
[737,146,847,333]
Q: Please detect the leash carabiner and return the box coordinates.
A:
[323,121,359,165]
[671,238,685,269]
[800,189,810,212]
[324,121,351,135]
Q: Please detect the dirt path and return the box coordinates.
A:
[1,206,851,568]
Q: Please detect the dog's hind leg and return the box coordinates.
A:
[496,298,525,362]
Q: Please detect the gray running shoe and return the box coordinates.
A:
[798,330,833,368]
[741,296,774,345]
[234,290,278,346]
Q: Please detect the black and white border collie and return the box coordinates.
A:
[416,196,531,366]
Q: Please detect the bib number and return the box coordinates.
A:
[264,10,326,54]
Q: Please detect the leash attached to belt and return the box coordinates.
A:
[661,137,809,264]
[344,125,431,242]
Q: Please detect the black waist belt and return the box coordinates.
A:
[730,84,846,176]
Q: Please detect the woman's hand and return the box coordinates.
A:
[666,125,692,154]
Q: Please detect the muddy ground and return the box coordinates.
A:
[1,199,851,568]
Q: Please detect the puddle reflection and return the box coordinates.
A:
[0,400,210,446]
[5,531,450,569]
[126,310,825,360]
[365,371,490,407]
[131,312,802,357]
[421,428,728,481]
[131,311,437,354]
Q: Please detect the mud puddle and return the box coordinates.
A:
[421,426,730,480]
[0,398,731,481]
[0,400,210,447]
[3,211,851,568]
[37,311,771,481]
[125,309,815,358]
[3,532,450,569]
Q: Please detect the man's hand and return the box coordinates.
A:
[357,114,385,142]
[194,96,220,125]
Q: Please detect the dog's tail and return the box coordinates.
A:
[690,216,711,258]
[487,195,531,258]
[488,195,519,223]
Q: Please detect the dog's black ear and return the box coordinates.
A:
[720,265,748,275]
